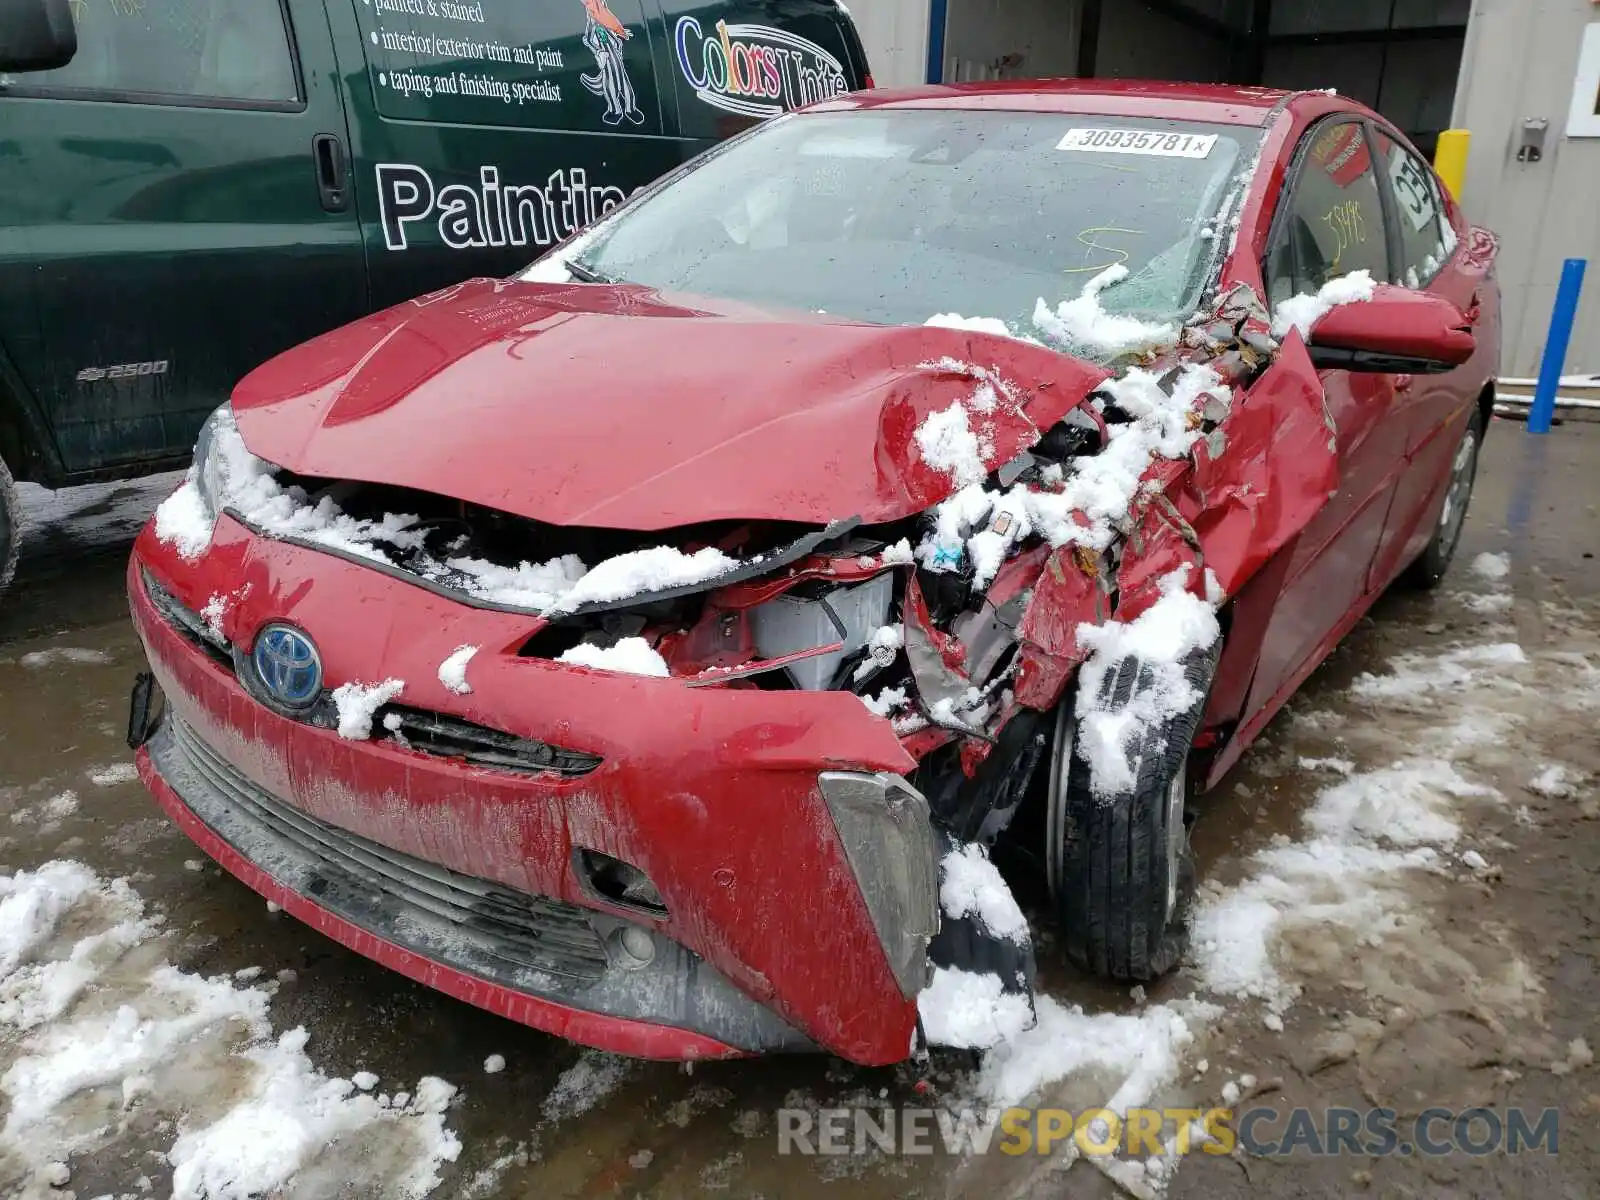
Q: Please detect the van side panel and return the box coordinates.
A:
[0,0,367,479]
[659,0,868,147]
[326,0,688,307]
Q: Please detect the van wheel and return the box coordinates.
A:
[0,455,18,599]
[1404,410,1484,590]
[1046,642,1220,982]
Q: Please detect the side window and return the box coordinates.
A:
[354,0,660,135]
[1373,129,1450,290]
[1265,120,1391,307]
[22,0,300,104]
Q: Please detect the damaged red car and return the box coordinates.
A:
[128,81,1499,1066]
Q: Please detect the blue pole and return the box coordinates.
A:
[1528,258,1587,435]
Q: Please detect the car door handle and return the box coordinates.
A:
[313,133,349,213]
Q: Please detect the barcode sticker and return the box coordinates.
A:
[1057,128,1219,158]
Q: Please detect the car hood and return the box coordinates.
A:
[232,279,1110,531]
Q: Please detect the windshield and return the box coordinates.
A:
[534,109,1260,361]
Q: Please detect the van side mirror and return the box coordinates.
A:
[1307,284,1476,375]
[0,0,77,73]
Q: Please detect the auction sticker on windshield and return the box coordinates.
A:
[1056,128,1219,158]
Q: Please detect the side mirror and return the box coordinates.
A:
[0,0,76,73]
[1307,283,1476,375]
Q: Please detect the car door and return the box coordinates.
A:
[0,0,367,477]
[1243,117,1404,715]
[1365,124,1482,592]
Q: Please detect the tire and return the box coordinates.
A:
[1047,642,1220,982]
[0,454,17,600]
[1403,409,1485,590]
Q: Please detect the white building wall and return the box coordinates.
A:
[844,0,931,89]
[1454,0,1600,374]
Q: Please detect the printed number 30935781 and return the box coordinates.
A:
[1057,128,1219,159]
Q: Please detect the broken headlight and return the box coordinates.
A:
[818,771,939,998]
[749,572,893,690]
[189,403,234,524]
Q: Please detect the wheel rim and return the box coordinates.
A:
[1435,426,1479,562]
[1164,759,1188,921]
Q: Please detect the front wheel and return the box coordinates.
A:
[1047,643,1219,982]
[1404,409,1484,590]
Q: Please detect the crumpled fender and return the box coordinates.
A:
[1179,335,1339,598]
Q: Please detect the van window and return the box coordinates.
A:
[21,0,300,105]
[355,0,659,134]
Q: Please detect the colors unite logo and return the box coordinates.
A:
[673,17,849,119]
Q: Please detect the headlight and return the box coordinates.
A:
[818,771,939,997]
[190,403,234,523]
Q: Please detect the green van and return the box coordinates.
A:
[0,0,870,587]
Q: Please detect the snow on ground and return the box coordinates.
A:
[88,762,138,787]
[555,637,670,678]
[17,647,112,668]
[0,861,460,1197]
[539,1050,634,1124]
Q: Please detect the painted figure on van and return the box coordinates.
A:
[580,0,644,126]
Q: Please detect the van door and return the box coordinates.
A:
[0,0,367,477]
[658,0,868,151]
[326,0,685,310]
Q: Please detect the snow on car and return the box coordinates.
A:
[126,81,1498,1066]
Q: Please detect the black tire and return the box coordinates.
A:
[1403,409,1485,590]
[0,454,17,600]
[1048,641,1220,982]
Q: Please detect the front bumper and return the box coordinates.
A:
[129,518,925,1064]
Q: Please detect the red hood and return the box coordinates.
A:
[232,279,1110,531]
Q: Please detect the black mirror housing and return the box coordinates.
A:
[0,0,76,73]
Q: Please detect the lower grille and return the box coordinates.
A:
[166,716,609,984]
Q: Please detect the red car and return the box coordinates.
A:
[127,81,1498,1066]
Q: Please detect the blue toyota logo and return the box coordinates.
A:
[252,624,322,709]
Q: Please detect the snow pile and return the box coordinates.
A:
[918,967,1033,1050]
[556,637,670,678]
[860,685,909,718]
[915,401,990,488]
[1032,266,1179,360]
[1074,570,1221,797]
[332,678,406,740]
[1529,764,1575,798]
[154,410,746,616]
[437,645,478,696]
[919,365,1228,581]
[0,861,461,1196]
[926,312,1024,340]
[1471,551,1511,582]
[1270,269,1376,339]
[938,844,1028,942]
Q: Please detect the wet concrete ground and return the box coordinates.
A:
[1,422,1597,1198]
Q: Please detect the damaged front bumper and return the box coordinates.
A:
[128,520,940,1065]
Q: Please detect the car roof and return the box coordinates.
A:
[811,79,1310,128]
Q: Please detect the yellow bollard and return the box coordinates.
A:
[1434,129,1471,202]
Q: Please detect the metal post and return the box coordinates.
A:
[1529,259,1588,435]
[1434,129,1471,201]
